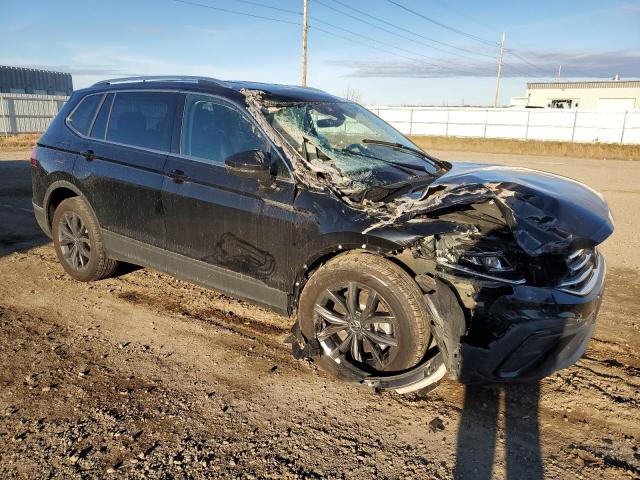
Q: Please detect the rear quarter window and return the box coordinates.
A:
[106,91,180,151]
[89,93,114,140]
[67,94,102,135]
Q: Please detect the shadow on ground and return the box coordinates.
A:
[0,160,49,257]
[455,382,544,479]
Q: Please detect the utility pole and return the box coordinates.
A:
[301,0,309,87]
[493,31,505,108]
[556,64,562,81]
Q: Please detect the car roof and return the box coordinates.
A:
[77,76,345,104]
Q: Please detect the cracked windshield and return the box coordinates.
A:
[267,102,440,187]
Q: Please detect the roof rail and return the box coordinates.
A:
[91,75,224,87]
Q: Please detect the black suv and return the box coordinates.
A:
[31,76,613,393]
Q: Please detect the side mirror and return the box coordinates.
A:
[224,150,273,182]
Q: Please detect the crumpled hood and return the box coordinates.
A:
[366,162,614,256]
[428,162,614,255]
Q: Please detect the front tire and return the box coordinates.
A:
[51,197,118,282]
[298,253,431,379]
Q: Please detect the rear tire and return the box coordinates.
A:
[298,253,431,379]
[51,197,118,282]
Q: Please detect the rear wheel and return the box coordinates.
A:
[52,197,118,282]
[298,253,431,378]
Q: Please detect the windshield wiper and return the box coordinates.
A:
[361,139,448,169]
[340,147,428,176]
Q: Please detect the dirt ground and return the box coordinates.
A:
[0,147,638,479]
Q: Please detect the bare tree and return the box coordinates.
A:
[343,86,363,104]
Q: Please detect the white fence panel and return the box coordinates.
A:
[368,106,639,144]
[622,111,640,144]
[1,97,638,145]
[0,93,68,134]
[408,109,448,135]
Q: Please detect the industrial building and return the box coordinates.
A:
[0,65,73,96]
[511,80,640,110]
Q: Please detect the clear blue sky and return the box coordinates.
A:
[2,0,639,105]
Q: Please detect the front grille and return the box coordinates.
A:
[557,248,599,295]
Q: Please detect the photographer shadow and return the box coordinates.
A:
[454,381,544,480]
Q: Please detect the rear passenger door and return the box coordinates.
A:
[160,94,296,305]
[71,90,182,248]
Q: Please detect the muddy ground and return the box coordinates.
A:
[0,148,638,479]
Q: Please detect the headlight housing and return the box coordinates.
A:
[435,237,525,284]
[458,252,514,273]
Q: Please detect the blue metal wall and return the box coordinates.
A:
[0,66,73,95]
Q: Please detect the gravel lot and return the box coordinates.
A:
[0,148,638,479]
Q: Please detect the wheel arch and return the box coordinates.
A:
[288,238,428,315]
[43,180,96,235]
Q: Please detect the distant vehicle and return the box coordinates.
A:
[31,76,613,393]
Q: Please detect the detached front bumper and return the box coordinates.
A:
[444,254,606,384]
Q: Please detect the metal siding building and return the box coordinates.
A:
[523,81,640,110]
[0,65,73,96]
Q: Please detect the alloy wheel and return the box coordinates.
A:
[314,281,399,371]
[58,212,91,271]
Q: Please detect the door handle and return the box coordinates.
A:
[167,169,186,183]
[81,150,95,161]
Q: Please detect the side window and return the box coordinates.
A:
[89,93,114,140]
[67,94,102,135]
[181,95,267,164]
[106,91,179,151]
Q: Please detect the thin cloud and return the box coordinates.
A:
[328,49,640,79]
[614,2,640,15]
[126,25,167,34]
[184,25,222,35]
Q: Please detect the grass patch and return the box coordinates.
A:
[0,133,40,150]
[409,136,640,161]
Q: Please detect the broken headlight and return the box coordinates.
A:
[458,252,514,272]
[435,238,524,284]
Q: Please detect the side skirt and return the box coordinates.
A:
[101,229,290,315]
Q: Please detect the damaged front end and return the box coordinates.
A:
[241,89,614,393]
[369,163,613,387]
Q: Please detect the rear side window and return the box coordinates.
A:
[106,91,179,151]
[181,95,266,164]
[89,93,114,140]
[67,94,102,135]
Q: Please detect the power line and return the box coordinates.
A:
[385,0,552,77]
[227,0,301,16]
[315,0,494,60]
[309,25,427,65]
[170,0,500,78]
[170,0,439,67]
[386,0,499,47]
[431,0,497,32]
[505,49,551,75]
[309,16,443,66]
[171,0,300,26]
[427,0,554,74]
[327,0,495,59]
